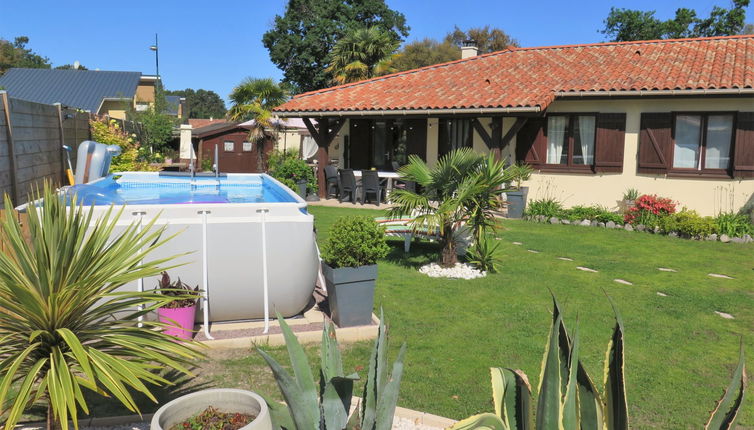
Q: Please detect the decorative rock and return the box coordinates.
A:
[708,273,734,279]
[744,234,753,243]
[606,221,616,229]
[512,241,522,245]
[668,232,678,238]
[527,249,540,253]
[658,267,677,272]
[656,292,668,297]
[706,233,718,241]
[731,237,745,244]
[419,262,486,279]
[613,279,633,285]
[590,220,599,227]
[719,234,730,243]
[624,224,634,232]
[636,224,645,232]
[614,223,623,229]
[654,226,661,234]
[561,219,571,225]
[576,266,598,273]
[549,217,560,224]
[580,219,591,226]
[557,257,574,261]
[598,222,606,228]
[714,311,735,320]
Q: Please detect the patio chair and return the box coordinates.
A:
[324,165,339,198]
[338,169,357,204]
[361,170,384,206]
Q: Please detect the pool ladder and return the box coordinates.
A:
[189,144,221,189]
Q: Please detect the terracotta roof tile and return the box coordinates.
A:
[275,35,754,114]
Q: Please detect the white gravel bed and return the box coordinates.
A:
[419,262,486,279]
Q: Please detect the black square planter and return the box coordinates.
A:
[322,263,377,327]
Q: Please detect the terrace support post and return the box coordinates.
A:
[302,117,344,198]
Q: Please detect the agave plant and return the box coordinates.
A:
[257,310,406,430]
[0,186,204,430]
[451,296,746,430]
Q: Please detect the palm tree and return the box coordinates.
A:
[228,77,288,171]
[0,185,203,430]
[388,149,510,267]
[327,27,400,85]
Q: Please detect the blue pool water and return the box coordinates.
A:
[66,173,299,205]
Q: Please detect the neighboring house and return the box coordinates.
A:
[0,68,184,119]
[272,34,754,215]
[189,122,273,173]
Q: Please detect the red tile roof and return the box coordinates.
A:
[274,35,754,114]
[188,118,228,128]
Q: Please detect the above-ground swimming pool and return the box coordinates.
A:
[64,172,318,324]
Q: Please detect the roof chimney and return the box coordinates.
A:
[461,39,478,59]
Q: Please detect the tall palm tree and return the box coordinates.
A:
[228,77,288,171]
[327,27,400,85]
[0,185,203,430]
[388,149,510,267]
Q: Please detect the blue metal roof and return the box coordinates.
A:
[0,68,142,112]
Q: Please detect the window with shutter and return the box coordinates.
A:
[515,118,545,167]
[733,112,754,178]
[638,113,672,174]
[594,113,626,173]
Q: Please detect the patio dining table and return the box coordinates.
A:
[352,170,401,192]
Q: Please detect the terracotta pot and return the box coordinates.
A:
[157,305,196,340]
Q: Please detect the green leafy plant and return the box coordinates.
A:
[201,157,213,172]
[507,162,534,190]
[321,216,390,268]
[715,211,753,237]
[450,296,746,430]
[465,238,502,273]
[157,271,200,309]
[257,311,406,430]
[267,150,318,194]
[624,194,676,227]
[622,188,639,201]
[524,198,565,218]
[90,118,158,172]
[389,149,509,266]
[0,185,203,430]
[129,89,178,154]
[660,209,717,238]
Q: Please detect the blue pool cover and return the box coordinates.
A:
[66,173,299,206]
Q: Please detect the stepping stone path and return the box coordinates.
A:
[656,292,668,297]
[576,266,598,273]
[714,311,735,319]
[708,273,734,279]
[527,249,540,253]
[557,257,574,261]
[512,241,522,245]
[658,267,677,272]
[614,279,633,285]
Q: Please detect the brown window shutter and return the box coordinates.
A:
[594,113,626,173]
[733,112,754,178]
[515,117,545,167]
[638,113,672,174]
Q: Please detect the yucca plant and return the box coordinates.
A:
[257,310,406,430]
[451,296,746,430]
[465,238,502,273]
[0,185,204,430]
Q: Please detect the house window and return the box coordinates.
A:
[242,141,253,152]
[672,114,733,170]
[546,115,596,166]
[439,119,472,157]
[224,141,234,152]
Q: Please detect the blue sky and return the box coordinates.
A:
[1,1,751,105]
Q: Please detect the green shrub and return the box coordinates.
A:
[715,211,753,237]
[525,198,565,218]
[465,238,501,273]
[660,209,716,237]
[91,118,158,173]
[321,216,390,268]
[267,150,318,194]
[565,205,604,221]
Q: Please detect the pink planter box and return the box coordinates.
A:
[158,305,197,340]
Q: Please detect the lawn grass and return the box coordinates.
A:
[42,205,751,428]
[302,206,753,428]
